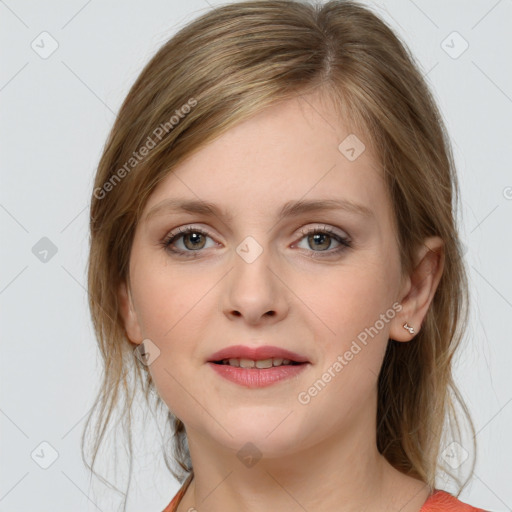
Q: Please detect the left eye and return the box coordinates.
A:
[294,226,351,255]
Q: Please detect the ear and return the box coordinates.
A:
[118,280,144,345]
[389,236,445,342]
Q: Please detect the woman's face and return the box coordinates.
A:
[119,91,416,458]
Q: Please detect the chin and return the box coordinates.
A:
[210,420,305,458]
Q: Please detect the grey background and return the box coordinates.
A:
[1,0,511,510]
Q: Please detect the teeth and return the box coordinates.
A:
[220,357,296,368]
[255,359,273,369]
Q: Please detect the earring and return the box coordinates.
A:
[403,322,415,334]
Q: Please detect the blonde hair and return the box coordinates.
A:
[83,0,476,507]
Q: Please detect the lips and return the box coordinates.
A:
[208,345,310,364]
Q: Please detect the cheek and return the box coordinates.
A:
[302,262,395,393]
[307,264,394,338]
[132,262,214,342]
[131,265,215,417]
[299,279,391,421]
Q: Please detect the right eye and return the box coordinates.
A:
[161,226,217,257]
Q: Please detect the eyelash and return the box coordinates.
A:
[160,225,352,259]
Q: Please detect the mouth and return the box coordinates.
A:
[211,358,305,368]
[207,344,310,367]
[207,353,310,388]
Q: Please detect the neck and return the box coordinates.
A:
[177,410,431,512]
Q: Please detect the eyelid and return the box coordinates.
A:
[163,223,349,240]
[297,224,350,241]
[162,224,215,245]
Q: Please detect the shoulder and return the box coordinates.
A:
[162,473,194,512]
[421,489,488,511]
[163,482,488,512]
[162,492,181,512]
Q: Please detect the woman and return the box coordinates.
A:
[84,1,488,510]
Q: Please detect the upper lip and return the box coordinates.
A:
[208,345,310,363]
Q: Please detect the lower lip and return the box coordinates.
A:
[207,362,309,388]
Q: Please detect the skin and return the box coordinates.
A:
[118,90,444,512]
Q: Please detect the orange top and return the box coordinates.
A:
[162,474,487,512]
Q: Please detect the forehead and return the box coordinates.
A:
[143,93,387,221]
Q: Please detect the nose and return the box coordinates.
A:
[222,241,289,326]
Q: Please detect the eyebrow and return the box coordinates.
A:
[144,197,374,223]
